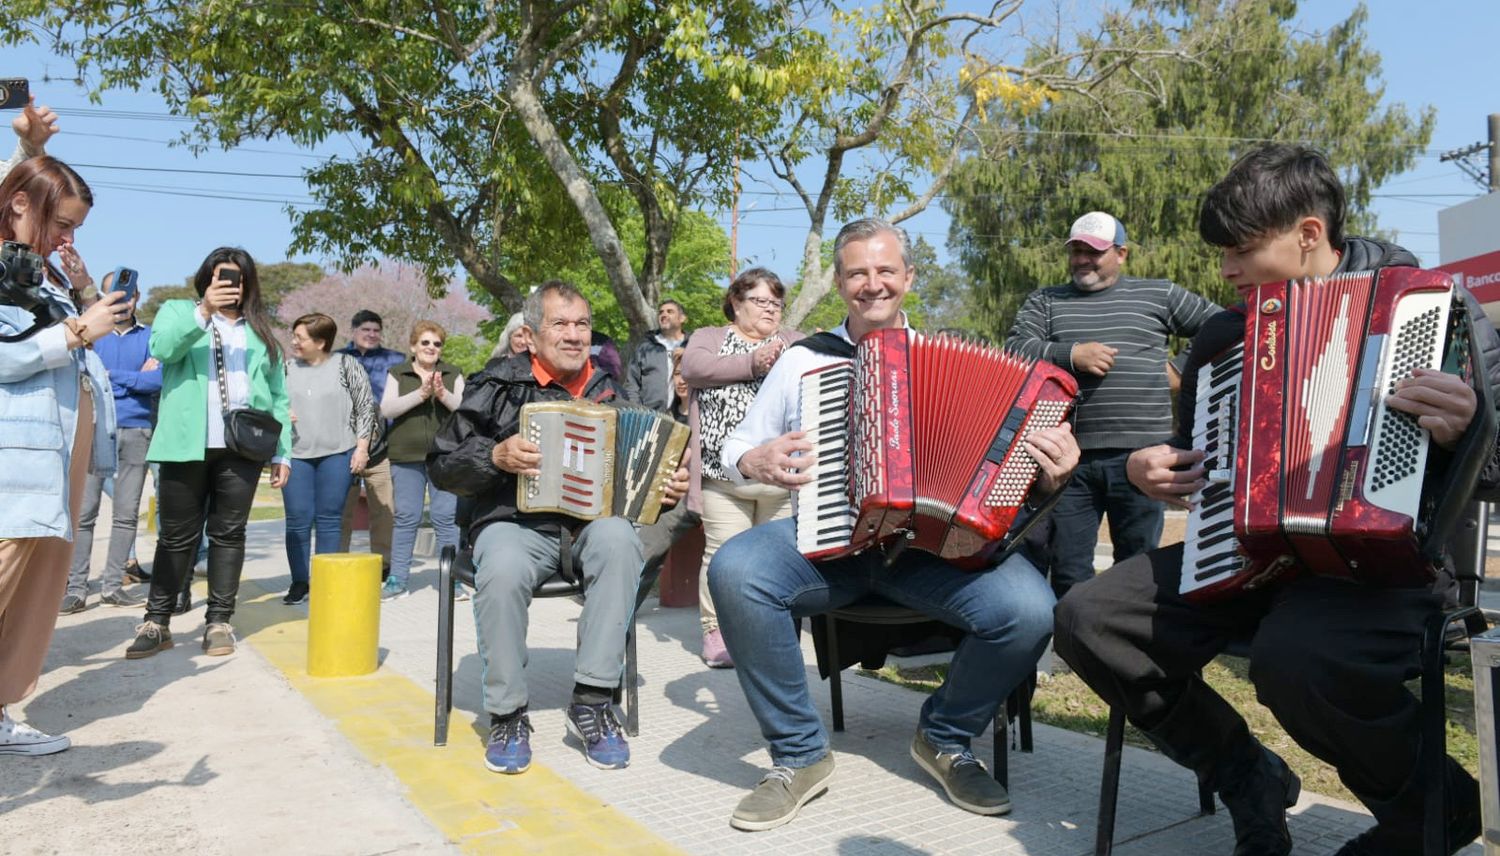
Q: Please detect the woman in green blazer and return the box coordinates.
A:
[127,247,291,660]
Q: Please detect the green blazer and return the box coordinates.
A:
[146,299,292,463]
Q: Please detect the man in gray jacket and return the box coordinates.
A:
[623,300,688,412]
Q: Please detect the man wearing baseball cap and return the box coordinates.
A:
[1004,211,1218,598]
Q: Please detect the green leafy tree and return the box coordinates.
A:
[717,1,1194,328]
[258,262,326,320]
[945,1,1434,340]
[8,1,781,340]
[136,260,323,326]
[440,333,493,376]
[481,207,731,348]
[136,283,195,326]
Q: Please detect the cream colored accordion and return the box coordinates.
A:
[516,401,689,525]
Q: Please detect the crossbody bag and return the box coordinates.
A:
[210,320,281,462]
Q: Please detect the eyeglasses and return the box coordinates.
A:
[418,339,443,347]
[744,296,784,311]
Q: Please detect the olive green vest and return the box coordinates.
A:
[387,359,460,464]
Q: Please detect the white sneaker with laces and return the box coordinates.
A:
[0,708,70,756]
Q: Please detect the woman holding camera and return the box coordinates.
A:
[127,247,291,660]
[0,156,126,756]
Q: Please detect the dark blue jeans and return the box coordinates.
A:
[708,517,1054,767]
[1047,448,1163,598]
[284,450,355,585]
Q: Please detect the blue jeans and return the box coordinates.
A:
[283,450,355,584]
[389,461,459,587]
[1047,448,1164,598]
[708,517,1055,768]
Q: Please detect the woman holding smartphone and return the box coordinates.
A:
[0,156,125,756]
[127,247,291,660]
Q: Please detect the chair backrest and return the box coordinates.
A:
[453,496,582,594]
[1449,500,1488,609]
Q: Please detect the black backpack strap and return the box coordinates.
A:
[0,313,54,343]
[789,331,857,359]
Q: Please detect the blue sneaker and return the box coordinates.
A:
[484,713,532,774]
[565,702,630,769]
[380,579,409,602]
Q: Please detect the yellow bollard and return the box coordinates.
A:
[146,495,156,533]
[307,552,382,677]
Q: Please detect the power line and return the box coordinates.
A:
[89,181,315,206]
[64,129,331,159]
[47,103,1478,160]
[72,162,305,178]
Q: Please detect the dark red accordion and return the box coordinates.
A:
[796,328,1077,569]
[1182,267,1491,601]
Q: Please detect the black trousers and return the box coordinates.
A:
[146,450,264,626]
[1054,542,1442,803]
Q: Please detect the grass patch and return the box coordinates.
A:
[866,651,1481,804]
[249,506,285,521]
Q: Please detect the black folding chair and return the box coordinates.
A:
[817,597,1036,789]
[1092,502,1492,856]
[433,542,640,745]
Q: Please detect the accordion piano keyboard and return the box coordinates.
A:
[796,361,857,558]
[1181,344,1246,596]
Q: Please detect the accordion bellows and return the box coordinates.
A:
[517,401,689,525]
[796,329,1077,568]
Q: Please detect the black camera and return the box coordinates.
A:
[0,240,47,312]
[0,78,28,111]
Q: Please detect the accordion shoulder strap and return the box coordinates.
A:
[790,331,856,359]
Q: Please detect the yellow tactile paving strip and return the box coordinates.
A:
[234,582,686,855]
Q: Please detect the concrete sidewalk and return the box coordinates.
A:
[5,511,1485,855]
[5,521,449,856]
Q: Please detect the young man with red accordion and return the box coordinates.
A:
[708,218,1082,832]
[1054,144,1500,855]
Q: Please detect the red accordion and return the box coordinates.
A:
[796,328,1077,569]
[1182,267,1492,601]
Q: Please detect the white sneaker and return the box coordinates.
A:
[0,709,70,756]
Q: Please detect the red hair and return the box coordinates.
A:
[0,156,94,286]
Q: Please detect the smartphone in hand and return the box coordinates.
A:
[0,79,28,111]
[112,267,139,303]
[221,267,242,309]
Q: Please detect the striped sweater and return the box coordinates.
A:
[1005,276,1219,450]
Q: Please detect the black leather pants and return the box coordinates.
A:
[146,450,264,626]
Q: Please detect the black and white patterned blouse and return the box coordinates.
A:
[698,329,768,482]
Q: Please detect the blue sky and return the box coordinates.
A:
[3,0,1492,304]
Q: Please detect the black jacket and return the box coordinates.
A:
[427,353,624,539]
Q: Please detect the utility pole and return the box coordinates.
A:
[729,149,741,279]
[1490,113,1499,193]
[1441,113,1498,192]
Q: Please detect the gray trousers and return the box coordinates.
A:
[68,427,152,599]
[470,517,643,717]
